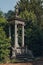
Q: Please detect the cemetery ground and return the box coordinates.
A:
[0,61,43,65]
[0,57,43,65]
[0,63,32,65]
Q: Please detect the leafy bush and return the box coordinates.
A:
[0,26,10,63]
[0,11,11,63]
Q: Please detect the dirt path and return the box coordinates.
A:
[0,61,43,65]
[0,63,33,65]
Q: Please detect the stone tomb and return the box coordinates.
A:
[7,4,34,61]
[8,17,25,58]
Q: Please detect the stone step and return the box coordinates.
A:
[16,54,33,58]
[16,54,34,61]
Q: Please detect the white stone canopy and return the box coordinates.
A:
[8,17,25,57]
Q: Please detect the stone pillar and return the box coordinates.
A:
[12,23,18,57]
[9,25,11,39]
[15,23,21,54]
[15,23,18,48]
[22,25,24,47]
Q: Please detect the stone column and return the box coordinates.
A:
[9,25,11,39]
[12,23,18,57]
[15,23,17,48]
[15,22,21,54]
[22,25,24,47]
[15,23,19,48]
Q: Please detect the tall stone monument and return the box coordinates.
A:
[7,4,25,58]
[7,5,34,60]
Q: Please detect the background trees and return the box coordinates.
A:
[0,11,10,63]
[16,0,43,57]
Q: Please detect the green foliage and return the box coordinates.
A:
[0,11,7,24]
[0,17,6,23]
[19,9,37,22]
[10,59,20,63]
[0,26,10,63]
[18,0,43,25]
[5,10,15,19]
[0,11,10,63]
[16,0,43,57]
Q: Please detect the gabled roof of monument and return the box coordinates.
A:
[7,16,26,22]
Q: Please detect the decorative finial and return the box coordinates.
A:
[15,4,19,17]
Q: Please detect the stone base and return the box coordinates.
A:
[11,47,34,61]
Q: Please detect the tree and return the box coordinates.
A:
[15,0,43,57]
[0,11,10,63]
[18,0,43,25]
[5,10,15,19]
[30,0,43,25]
